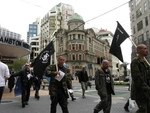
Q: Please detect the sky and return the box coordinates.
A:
[0,0,132,64]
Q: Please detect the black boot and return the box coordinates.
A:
[22,102,25,108]
[71,97,76,101]
[35,93,40,100]
[124,99,129,112]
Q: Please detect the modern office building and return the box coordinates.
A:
[27,17,41,43]
[27,18,41,63]
[129,0,150,60]
[29,35,40,61]
[40,3,74,51]
[54,13,111,76]
[0,26,21,40]
[0,26,30,61]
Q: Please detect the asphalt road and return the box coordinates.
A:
[1,81,138,113]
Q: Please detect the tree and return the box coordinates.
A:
[8,59,27,72]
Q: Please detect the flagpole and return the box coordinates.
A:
[50,30,58,71]
[129,36,150,66]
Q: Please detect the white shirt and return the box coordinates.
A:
[0,61,10,87]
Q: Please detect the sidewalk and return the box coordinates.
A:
[1,82,138,113]
[2,79,79,99]
[2,84,49,99]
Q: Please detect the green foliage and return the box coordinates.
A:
[114,81,129,85]
[8,59,27,72]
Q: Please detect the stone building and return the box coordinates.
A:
[54,13,111,76]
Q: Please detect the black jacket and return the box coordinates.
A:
[12,69,32,86]
[78,71,89,83]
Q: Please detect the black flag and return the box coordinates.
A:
[33,41,55,79]
[109,21,129,62]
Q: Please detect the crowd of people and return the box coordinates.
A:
[1,43,150,113]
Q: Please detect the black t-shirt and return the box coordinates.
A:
[102,68,112,94]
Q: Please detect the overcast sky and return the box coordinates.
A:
[0,0,132,63]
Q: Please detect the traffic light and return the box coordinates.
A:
[117,69,119,72]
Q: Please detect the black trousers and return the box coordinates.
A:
[21,84,31,103]
[50,90,69,113]
[124,98,129,109]
[0,86,4,103]
[34,79,41,96]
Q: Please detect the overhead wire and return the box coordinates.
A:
[19,0,130,30]
[19,0,49,10]
[75,1,129,30]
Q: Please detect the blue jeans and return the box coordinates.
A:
[0,86,4,103]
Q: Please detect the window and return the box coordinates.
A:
[74,22,78,29]
[133,26,136,34]
[132,14,135,22]
[60,37,63,43]
[72,54,75,60]
[72,44,75,50]
[73,34,75,40]
[34,26,37,29]
[138,34,144,43]
[130,2,134,11]
[145,16,148,26]
[135,0,141,6]
[79,54,82,60]
[134,38,138,44]
[137,20,143,31]
[136,8,142,19]
[78,34,80,39]
[149,0,150,7]
[89,38,91,43]
[79,44,82,50]
[146,31,150,39]
[144,2,148,12]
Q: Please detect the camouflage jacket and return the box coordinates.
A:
[66,72,73,89]
[44,64,71,98]
[131,56,150,100]
[95,68,115,97]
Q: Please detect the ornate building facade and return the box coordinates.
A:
[54,13,111,76]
